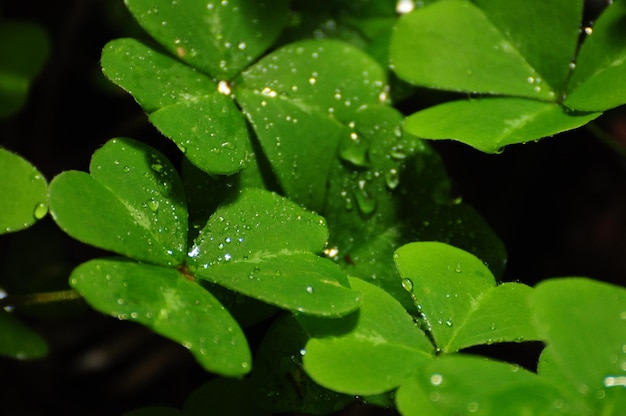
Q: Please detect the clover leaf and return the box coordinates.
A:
[390,0,626,152]
[48,137,361,376]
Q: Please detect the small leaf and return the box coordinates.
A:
[125,0,289,79]
[394,242,539,353]
[565,1,626,111]
[404,98,601,153]
[149,96,250,175]
[188,188,361,316]
[300,277,433,395]
[49,138,187,267]
[390,0,556,100]
[0,310,48,359]
[396,355,573,416]
[70,258,251,376]
[101,39,249,175]
[0,148,48,234]
[532,278,626,414]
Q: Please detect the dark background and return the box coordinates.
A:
[1,0,624,414]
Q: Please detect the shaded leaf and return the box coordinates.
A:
[70,258,251,376]
[250,314,352,415]
[0,148,48,234]
[189,188,361,316]
[404,98,601,153]
[49,138,187,267]
[0,310,48,359]
[300,277,433,395]
[565,1,626,111]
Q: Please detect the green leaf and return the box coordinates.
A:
[0,310,48,359]
[70,258,251,376]
[49,138,187,267]
[390,0,556,101]
[532,278,626,414]
[404,98,601,153]
[124,0,289,80]
[236,39,388,210]
[0,20,49,118]
[188,188,361,316]
[396,355,573,416]
[101,39,249,175]
[394,242,540,353]
[565,1,626,111]
[300,277,433,395]
[149,95,250,175]
[0,149,48,234]
[471,0,583,93]
[250,314,352,415]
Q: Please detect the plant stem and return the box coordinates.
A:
[585,122,626,159]
[0,289,82,309]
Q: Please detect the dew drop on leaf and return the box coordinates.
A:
[401,278,414,292]
[385,168,400,189]
[33,202,48,219]
[305,286,315,294]
[430,373,443,386]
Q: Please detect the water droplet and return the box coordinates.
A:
[117,298,125,305]
[489,323,497,331]
[584,26,593,35]
[151,163,164,172]
[224,253,232,261]
[467,402,479,413]
[33,202,47,219]
[454,262,462,273]
[430,373,443,386]
[385,168,400,189]
[445,319,453,327]
[123,166,131,173]
[401,278,414,292]
[217,80,232,95]
[147,199,159,212]
[305,286,315,294]
[396,0,415,14]
[353,185,376,216]
[237,41,246,50]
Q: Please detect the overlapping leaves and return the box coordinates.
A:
[48,137,361,376]
[102,0,388,212]
[391,0,626,152]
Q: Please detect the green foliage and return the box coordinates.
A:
[0,20,49,118]
[391,0,626,152]
[2,0,626,414]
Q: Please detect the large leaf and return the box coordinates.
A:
[236,39,388,210]
[396,355,573,416]
[124,0,289,80]
[300,277,433,395]
[394,242,540,353]
[0,148,48,234]
[70,258,251,376]
[532,278,626,415]
[404,98,601,153]
[101,39,249,174]
[471,0,582,93]
[49,138,187,267]
[390,0,557,100]
[564,1,626,111]
[188,188,361,317]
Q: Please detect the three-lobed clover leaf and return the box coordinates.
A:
[102,0,389,212]
[393,242,540,353]
[391,0,626,153]
[48,137,361,376]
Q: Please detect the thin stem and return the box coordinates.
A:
[585,122,626,159]
[0,289,82,309]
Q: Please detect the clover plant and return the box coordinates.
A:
[1,0,625,415]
